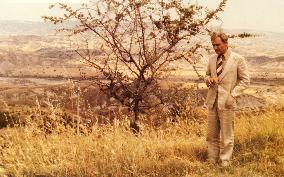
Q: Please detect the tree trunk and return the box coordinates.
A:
[130,99,140,134]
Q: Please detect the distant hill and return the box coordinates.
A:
[0,20,54,35]
[247,56,284,64]
[230,31,284,57]
[0,21,283,77]
[0,20,77,35]
[247,56,284,72]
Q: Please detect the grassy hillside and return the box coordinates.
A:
[0,107,283,177]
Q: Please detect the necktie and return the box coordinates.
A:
[216,55,224,77]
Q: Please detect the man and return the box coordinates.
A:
[204,32,250,167]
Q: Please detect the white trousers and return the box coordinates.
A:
[206,103,235,163]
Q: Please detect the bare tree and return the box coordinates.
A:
[43,0,228,133]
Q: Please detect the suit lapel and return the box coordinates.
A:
[218,51,234,81]
[210,55,217,77]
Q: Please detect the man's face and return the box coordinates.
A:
[212,37,228,55]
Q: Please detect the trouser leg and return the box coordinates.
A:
[218,109,235,162]
[206,105,220,163]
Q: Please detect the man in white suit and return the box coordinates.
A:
[204,32,250,167]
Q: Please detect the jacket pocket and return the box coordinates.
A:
[225,94,237,108]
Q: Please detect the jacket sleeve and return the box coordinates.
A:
[204,59,211,83]
[231,56,250,97]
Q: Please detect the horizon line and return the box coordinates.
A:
[0,19,283,34]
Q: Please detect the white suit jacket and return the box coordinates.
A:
[205,49,250,110]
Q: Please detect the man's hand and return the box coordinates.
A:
[206,76,218,88]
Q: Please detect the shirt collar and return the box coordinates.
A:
[222,48,231,60]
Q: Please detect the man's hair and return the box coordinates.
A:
[210,32,228,44]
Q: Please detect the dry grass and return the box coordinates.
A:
[0,106,283,177]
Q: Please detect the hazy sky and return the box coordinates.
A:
[0,0,283,33]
